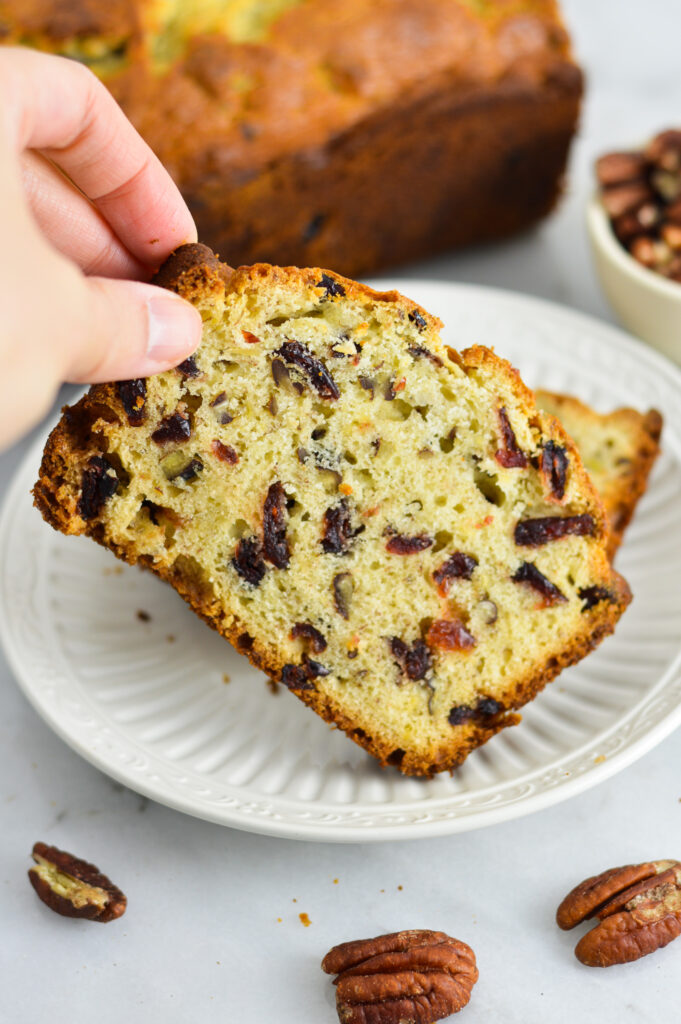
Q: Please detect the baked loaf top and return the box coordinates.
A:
[2,0,580,179]
[34,244,630,776]
[536,391,662,558]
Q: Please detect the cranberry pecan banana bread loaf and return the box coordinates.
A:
[34,245,630,776]
[536,391,662,558]
[0,0,582,277]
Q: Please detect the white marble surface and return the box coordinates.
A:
[2,2,681,1020]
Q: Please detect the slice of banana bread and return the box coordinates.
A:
[34,245,630,776]
[536,391,662,558]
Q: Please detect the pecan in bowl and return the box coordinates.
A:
[596,130,681,282]
[557,859,681,966]
[322,929,478,1023]
[28,842,127,922]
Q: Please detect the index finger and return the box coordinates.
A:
[0,47,197,266]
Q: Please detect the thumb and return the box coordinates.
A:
[64,273,203,384]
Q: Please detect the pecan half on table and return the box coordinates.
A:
[556,859,681,966]
[322,929,478,1023]
[28,842,127,922]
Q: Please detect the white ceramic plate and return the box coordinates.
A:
[2,282,681,842]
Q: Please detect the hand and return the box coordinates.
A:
[0,47,203,449]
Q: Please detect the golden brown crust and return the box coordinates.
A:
[227,261,442,329]
[151,241,234,294]
[0,0,139,43]
[178,63,582,276]
[1,0,582,277]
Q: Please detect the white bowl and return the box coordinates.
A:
[587,194,681,366]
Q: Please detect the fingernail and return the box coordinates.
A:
[146,294,202,367]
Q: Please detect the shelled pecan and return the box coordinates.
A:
[557,859,681,966]
[28,842,127,922]
[597,129,681,282]
[322,929,478,1023]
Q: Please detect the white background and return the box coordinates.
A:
[1,2,680,1020]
